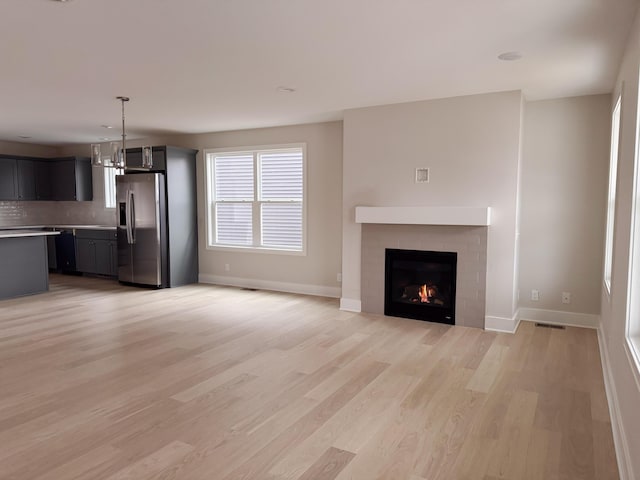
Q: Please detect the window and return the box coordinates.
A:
[103,165,124,209]
[628,78,640,377]
[205,144,306,254]
[604,95,622,293]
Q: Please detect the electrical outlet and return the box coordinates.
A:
[562,292,571,304]
[337,273,342,283]
[224,263,230,272]
[531,289,539,301]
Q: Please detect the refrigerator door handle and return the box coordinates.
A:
[125,189,133,244]
[130,190,136,244]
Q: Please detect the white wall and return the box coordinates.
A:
[519,95,610,325]
[169,122,344,297]
[598,9,640,480]
[341,91,523,328]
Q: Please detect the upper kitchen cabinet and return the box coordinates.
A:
[16,159,37,200]
[35,161,52,200]
[0,155,92,202]
[50,157,93,201]
[0,157,18,200]
[0,156,37,200]
[124,147,166,171]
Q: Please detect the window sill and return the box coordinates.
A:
[206,244,306,256]
[626,335,640,393]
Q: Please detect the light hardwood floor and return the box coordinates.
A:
[0,274,618,480]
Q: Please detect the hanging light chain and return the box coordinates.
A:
[116,96,130,168]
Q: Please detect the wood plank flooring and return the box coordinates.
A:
[0,274,619,479]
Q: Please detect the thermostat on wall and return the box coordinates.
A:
[415,168,429,183]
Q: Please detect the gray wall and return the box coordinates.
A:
[519,95,610,314]
[341,91,523,328]
[174,121,344,298]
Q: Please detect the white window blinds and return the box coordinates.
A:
[214,154,254,246]
[259,150,303,249]
[207,145,305,253]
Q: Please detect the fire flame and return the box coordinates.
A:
[418,284,436,303]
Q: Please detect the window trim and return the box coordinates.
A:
[604,94,622,295]
[627,75,640,379]
[204,143,307,256]
[102,161,124,209]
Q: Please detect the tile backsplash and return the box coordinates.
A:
[0,200,117,227]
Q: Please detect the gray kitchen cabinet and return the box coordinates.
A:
[16,159,36,200]
[51,157,93,201]
[0,157,18,200]
[55,230,77,272]
[1,156,46,201]
[75,229,117,276]
[124,147,166,171]
[46,235,57,269]
[35,161,53,200]
[0,155,92,202]
[0,233,52,300]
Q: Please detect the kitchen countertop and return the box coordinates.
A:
[0,230,61,239]
[0,225,117,231]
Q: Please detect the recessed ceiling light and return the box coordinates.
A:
[498,51,522,61]
[18,135,32,139]
[277,86,296,93]
[101,125,113,129]
[99,137,111,141]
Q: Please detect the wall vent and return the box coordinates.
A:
[535,323,566,330]
[415,168,429,183]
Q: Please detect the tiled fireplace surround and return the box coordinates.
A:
[361,223,488,329]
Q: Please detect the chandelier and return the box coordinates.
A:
[90,96,153,169]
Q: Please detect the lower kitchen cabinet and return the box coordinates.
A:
[55,231,77,272]
[46,235,57,269]
[75,230,117,276]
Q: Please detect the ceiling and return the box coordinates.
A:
[1,0,637,146]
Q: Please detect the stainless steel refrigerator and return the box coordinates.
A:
[116,173,168,287]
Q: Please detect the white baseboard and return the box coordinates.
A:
[485,312,521,333]
[597,326,634,480]
[198,274,341,298]
[519,307,598,329]
[339,298,362,312]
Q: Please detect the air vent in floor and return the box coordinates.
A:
[535,323,566,330]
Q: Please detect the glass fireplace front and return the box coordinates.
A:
[384,248,457,324]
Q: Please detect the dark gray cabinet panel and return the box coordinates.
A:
[75,229,117,276]
[50,157,92,201]
[75,237,95,273]
[55,231,77,272]
[0,158,18,200]
[94,240,114,276]
[0,155,91,202]
[35,161,53,200]
[0,236,49,300]
[51,159,76,200]
[46,235,57,269]
[17,159,36,200]
[124,148,166,171]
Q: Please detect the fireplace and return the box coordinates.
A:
[384,248,457,324]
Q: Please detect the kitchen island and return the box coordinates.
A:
[0,230,60,300]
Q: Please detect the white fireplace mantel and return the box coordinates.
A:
[355,206,491,226]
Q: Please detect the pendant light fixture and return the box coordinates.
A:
[91,96,130,168]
